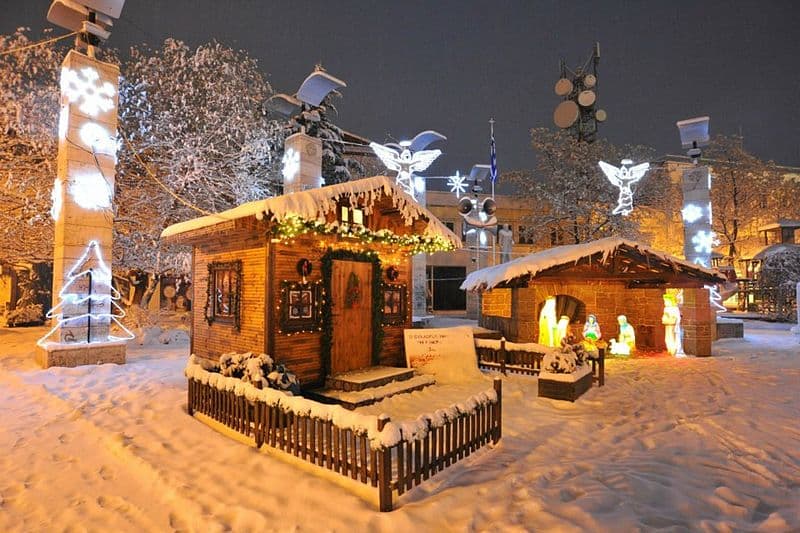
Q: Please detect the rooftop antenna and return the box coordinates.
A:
[553,42,604,142]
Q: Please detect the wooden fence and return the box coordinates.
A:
[187,377,502,511]
[475,339,605,387]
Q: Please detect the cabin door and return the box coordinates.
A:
[330,260,373,375]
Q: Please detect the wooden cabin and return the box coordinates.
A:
[462,238,727,356]
[161,176,460,387]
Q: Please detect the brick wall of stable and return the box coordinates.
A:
[480,281,715,356]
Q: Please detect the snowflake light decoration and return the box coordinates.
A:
[691,230,718,255]
[282,148,300,182]
[61,66,115,117]
[681,203,703,223]
[447,172,468,198]
[79,123,117,156]
[69,171,112,210]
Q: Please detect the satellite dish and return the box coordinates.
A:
[469,164,491,182]
[577,90,596,107]
[265,93,301,119]
[296,70,347,107]
[583,74,597,88]
[554,78,573,96]
[553,100,579,129]
[595,109,607,122]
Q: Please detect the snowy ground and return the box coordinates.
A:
[0,321,798,532]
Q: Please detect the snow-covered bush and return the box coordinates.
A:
[542,346,578,374]
[218,351,300,394]
[5,303,44,327]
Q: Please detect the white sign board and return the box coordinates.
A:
[404,326,483,384]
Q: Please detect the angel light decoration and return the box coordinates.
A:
[369,130,446,198]
[599,159,650,216]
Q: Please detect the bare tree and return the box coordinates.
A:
[705,135,778,262]
[509,127,667,246]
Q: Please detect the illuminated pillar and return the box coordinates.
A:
[681,166,714,267]
[283,132,323,194]
[37,50,126,367]
[412,187,427,319]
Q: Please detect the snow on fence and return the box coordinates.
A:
[474,338,606,386]
[185,360,501,511]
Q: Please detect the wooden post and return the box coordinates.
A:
[500,337,507,376]
[377,415,393,512]
[187,379,194,415]
[254,401,264,448]
[493,378,502,444]
[598,347,605,387]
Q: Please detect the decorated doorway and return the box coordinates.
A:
[330,259,373,374]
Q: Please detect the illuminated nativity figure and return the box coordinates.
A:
[556,315,570,347]
[598,159,650,216]
[662,294,684,356]
[538,296,558,347]
[609,314,636,356]
[582,314,602,353]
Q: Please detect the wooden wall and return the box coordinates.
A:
[269,233,413,386]
[191,222,268,365]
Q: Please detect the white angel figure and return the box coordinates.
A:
[369,141,442,196]
[598,159,650,216]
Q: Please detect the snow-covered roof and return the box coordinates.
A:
[461,237,724,292]
[752,243,800,261]
[161,176,460,248]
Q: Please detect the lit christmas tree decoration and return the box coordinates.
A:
[38,241,134,346]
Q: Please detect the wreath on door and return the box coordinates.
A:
[345,271,361,308]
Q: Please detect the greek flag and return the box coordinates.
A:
[490,131,498,183]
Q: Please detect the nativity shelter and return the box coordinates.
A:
[462,238,726,356]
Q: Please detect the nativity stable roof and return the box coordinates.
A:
[461,237,725,292]
[161,175,461,248]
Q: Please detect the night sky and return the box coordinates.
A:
[5,0,800,179]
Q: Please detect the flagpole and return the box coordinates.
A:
[489,118,496,199]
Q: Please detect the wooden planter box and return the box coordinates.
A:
[538,369,593,402]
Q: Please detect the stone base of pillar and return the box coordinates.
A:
[36,341,127,368]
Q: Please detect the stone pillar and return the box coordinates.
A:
[681,166,713,267]
[681,287,714,356]
[37,50,126,367]
[283,132,323,194]
[791,281,800,336]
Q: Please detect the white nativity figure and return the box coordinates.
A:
[370,141,442,197]
[598,159,650,216]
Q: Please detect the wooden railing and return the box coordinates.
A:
[475,339,605,387]
[187,377,502,511]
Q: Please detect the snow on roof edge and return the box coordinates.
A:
[461,237,724,292]
[160,176,461,248]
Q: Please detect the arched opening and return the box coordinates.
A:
[537,294,586,347]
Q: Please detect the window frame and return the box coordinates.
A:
[205,260,242,330]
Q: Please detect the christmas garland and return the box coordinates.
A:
[274,215,455,255]
[320,249,384,376]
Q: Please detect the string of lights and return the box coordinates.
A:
[0,31,78,57]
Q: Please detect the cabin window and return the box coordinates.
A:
[205,260,242,330]
[381,283,407,326]
[280,281,323,333]
[339,205,364,226]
